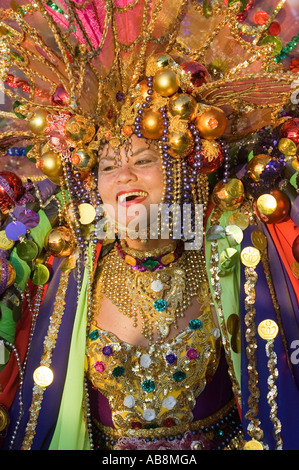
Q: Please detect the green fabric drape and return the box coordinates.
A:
[49,261,91,450]
[204,209,241,386]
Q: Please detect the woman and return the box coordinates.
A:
[86,134,240,450]
[0,0,299,451]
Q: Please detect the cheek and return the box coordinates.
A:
[98,174,113,203]
[147,168,164,201]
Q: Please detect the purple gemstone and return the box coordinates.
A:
[116,91,124,102]
[166,353,177,365]
[102,346,113,357]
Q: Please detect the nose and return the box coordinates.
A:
[116,163,137,184]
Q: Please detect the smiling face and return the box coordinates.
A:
[98,135,164,234]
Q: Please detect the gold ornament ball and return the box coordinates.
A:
[140,109,164,140]
[65,115,96,145]
[167,130,193,158]
[168,94,197,120]
[39,151,63,178]
[44,226,76,257]
[195,106,227,140]
[29,110,49,135]
[146,53,176,76]
[247,154,271,182]
[71,148,97,171]
[153,69,180,97]
[212,178,245,211]
[278,138,297,156]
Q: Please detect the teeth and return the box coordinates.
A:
[118,191,148,203]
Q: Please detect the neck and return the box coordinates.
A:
[123,237,176,253]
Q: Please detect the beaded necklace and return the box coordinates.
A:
[94,242,209,345]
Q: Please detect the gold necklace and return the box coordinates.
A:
[94,244,210,345]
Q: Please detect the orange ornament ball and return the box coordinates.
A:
[168,94,197,120]
[44,226,76,257]
[167,130,193,158]
[195,107,227,140]
[140,109,164,140]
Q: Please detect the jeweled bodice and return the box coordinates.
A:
[86,307,220,430]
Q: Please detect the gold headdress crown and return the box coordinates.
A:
[0,0,296,184]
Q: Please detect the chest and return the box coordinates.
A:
[94,294,208,347]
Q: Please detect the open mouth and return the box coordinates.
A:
[118,191,148,205]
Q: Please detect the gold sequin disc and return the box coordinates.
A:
[243,439,264,450]
[258,319,279,340]
[33,365,54,387]
[240,246,261,267]
[251,230,267,251]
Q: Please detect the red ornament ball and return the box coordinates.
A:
[181,61,209,88]
[292,235,299,263]
[254,189,290,224]
[0,171,24,213]
[279,118,299,146]
[188,144,223,174]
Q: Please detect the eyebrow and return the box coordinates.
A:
[99,147,158,163]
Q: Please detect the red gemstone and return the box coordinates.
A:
[268,21,281,36]
[253,10,269,26]
[131,421,143,430]
[162,417,176,428]
[181,61,209,88]
[279,118,299,146]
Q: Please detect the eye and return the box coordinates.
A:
[135,158,154,165]
[101,164,117,172]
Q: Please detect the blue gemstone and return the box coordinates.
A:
[189,319,202,330]
[153,299,167,311]
[89,329,99,341]
[142,379,155,393]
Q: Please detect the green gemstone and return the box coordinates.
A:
[214,428,224,439]
[173,370,186,382]
[89,329,99,341]
[112,366,125,377]
[142,379,155,393]
[142,258,159,270]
